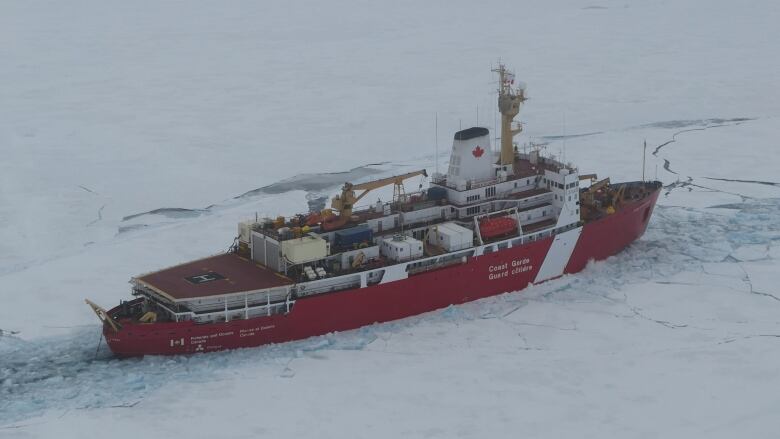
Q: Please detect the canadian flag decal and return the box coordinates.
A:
[472,146,485,158]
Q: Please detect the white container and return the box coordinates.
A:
[427,222,474,252]
[238,220,257,243]
[281,234,329,265]
[340,246,380,268]
[380,236,423,262]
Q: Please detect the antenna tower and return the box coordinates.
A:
[492,63,527,174]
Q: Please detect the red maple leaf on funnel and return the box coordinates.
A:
[472,145,485,158]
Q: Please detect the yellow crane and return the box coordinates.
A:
[580,177,611,206]
[324,169,428,230]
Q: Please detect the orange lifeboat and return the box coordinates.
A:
[479,216,517,240]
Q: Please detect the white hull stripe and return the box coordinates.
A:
[534,227,582,283]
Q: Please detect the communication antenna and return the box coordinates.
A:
[435,112,439,175]
[642,139,647,182]
[494,98,498,154]
[562,110,567,165]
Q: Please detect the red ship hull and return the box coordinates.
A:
[103,187,660,356]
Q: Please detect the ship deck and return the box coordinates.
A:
[136,253,293,301]
[513,157,561,178]
[523,218,557,232]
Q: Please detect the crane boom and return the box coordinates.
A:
[350,169,428,204]
[325,169,428,230]
[351,169,428,191]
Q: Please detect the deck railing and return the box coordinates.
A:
[153,293,295,324]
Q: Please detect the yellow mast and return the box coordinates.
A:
[493,64,527,172]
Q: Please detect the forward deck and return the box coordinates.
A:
[135,253,293,301]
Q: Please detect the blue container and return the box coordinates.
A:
[427,186,447,202]
[335,225,373,248]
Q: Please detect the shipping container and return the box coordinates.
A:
[427,186,447,202]
[334,225,373,249]
[427,222,473,251]
[238,220,255,243]
[281,234,329,264]
[340,245,380,268]
[381,235,423,262]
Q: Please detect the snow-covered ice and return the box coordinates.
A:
[2,0,780,437]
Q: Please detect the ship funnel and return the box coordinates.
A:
[447,127,494,183]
